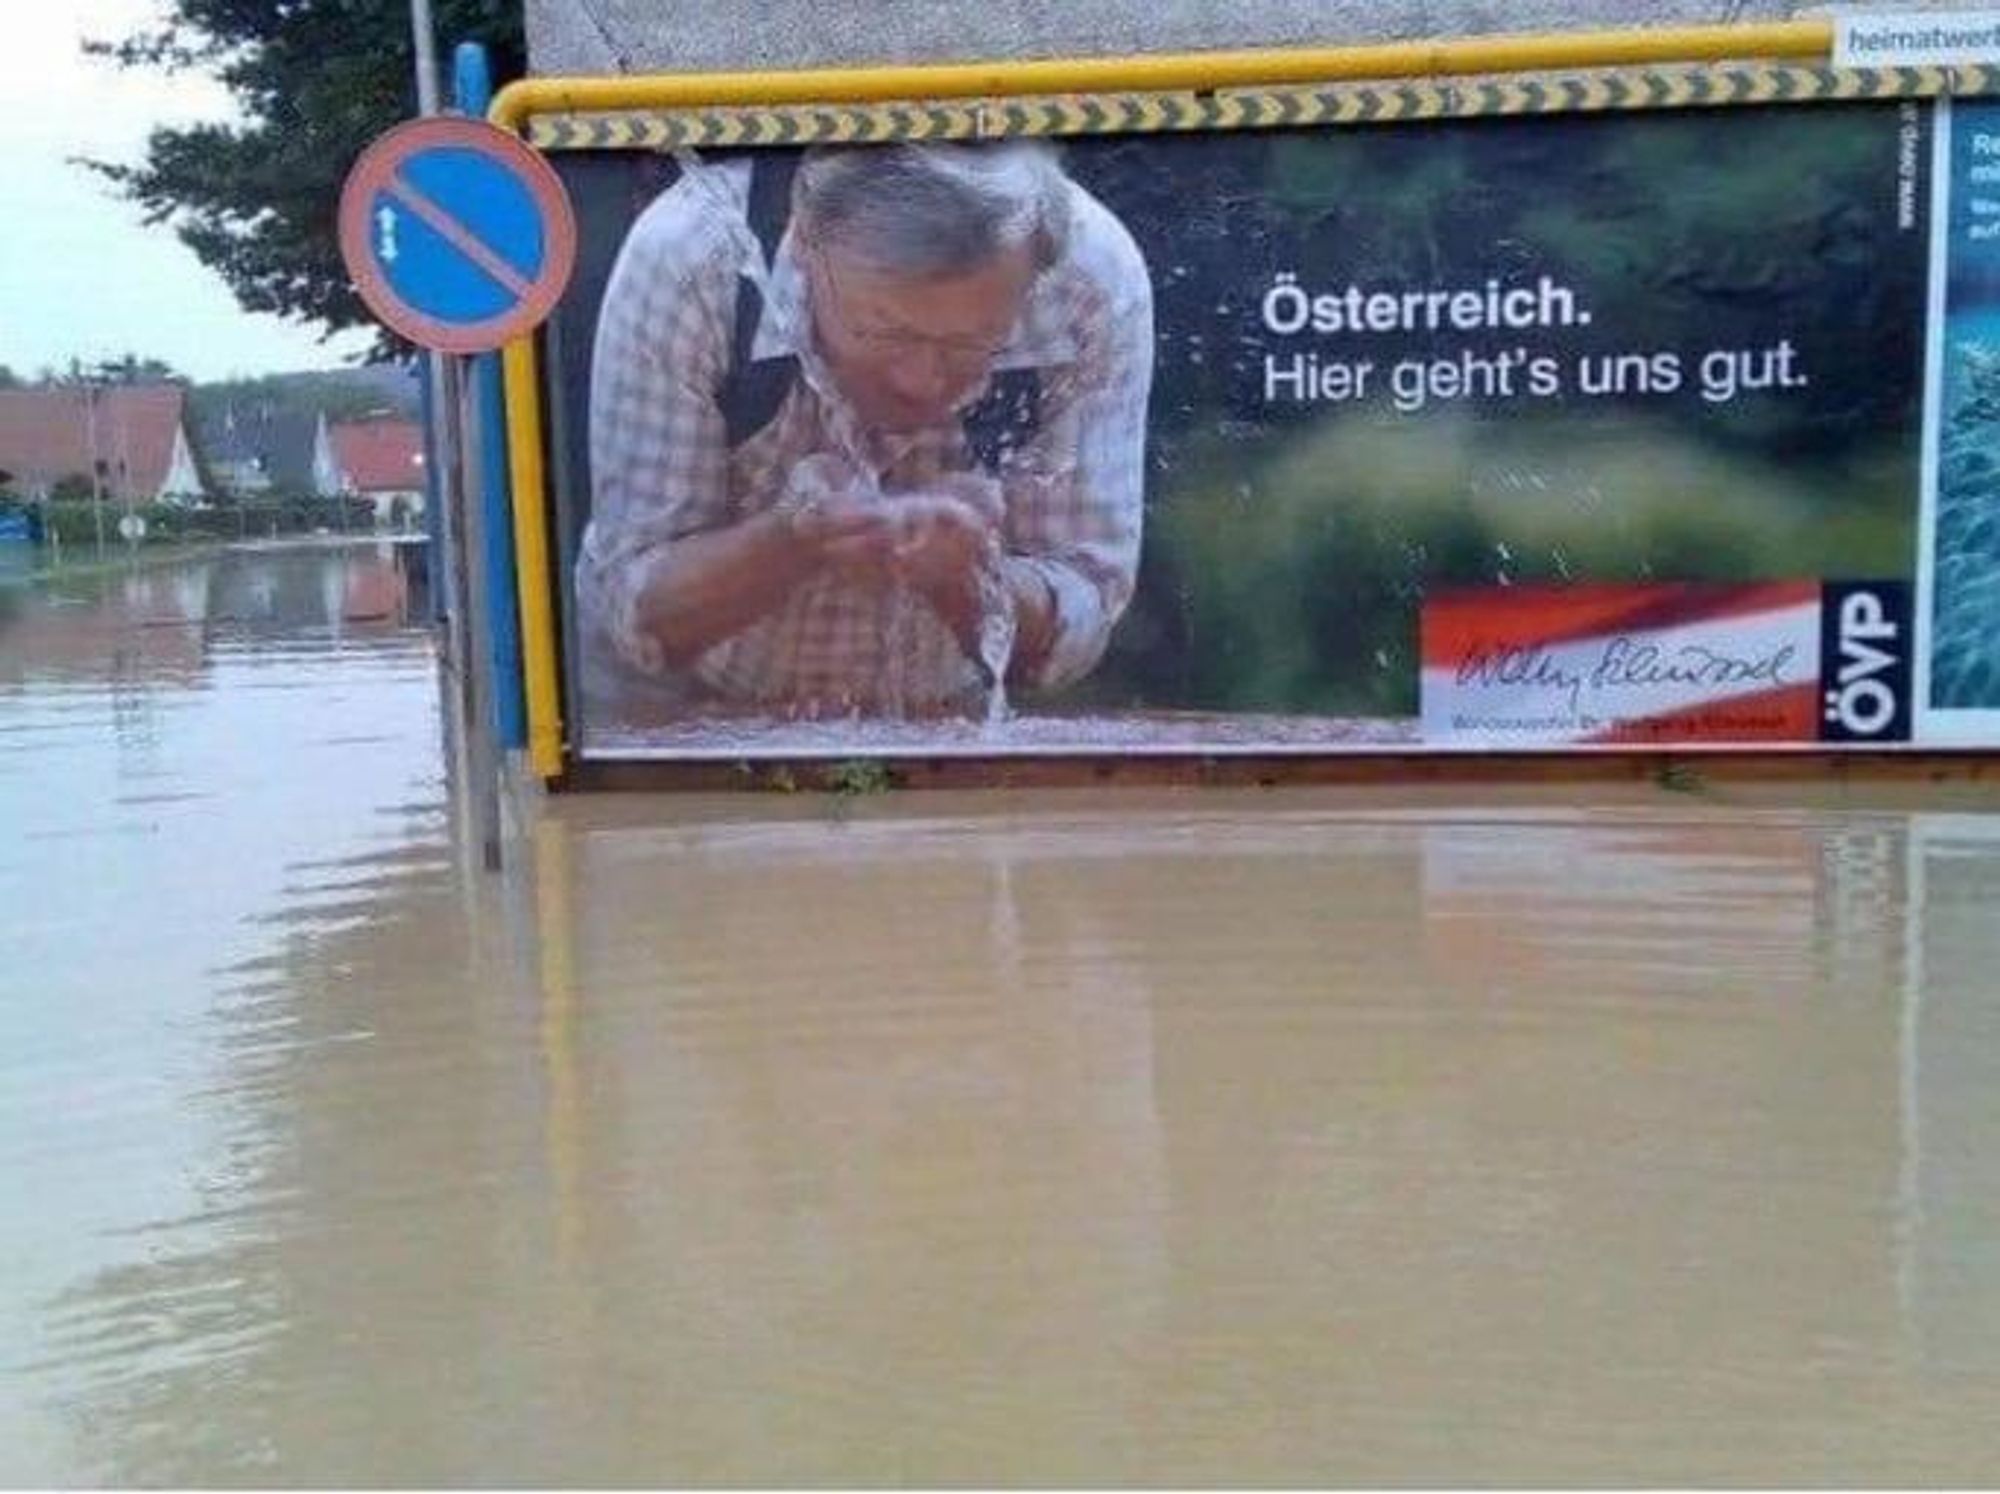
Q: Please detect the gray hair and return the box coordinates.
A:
[793,141,1071,277]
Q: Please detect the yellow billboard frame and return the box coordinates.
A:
[488,17,1881,781]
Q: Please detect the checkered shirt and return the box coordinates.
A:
[577,156,1154,717]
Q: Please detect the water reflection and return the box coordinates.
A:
[0,539,430,689]
[2,546,1999,1482]
[1902,815,2000,1380]
[515,802,2000,1483]
[0,542,448,1482]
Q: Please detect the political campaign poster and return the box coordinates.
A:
[528,87,1993,759]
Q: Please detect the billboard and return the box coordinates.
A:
[527,78,2000,760]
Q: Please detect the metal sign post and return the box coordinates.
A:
[407,0,497,870]
[342,14,577,868]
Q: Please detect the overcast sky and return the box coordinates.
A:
[0,0,375,383]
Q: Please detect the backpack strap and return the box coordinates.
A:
[721,154,802,447]
[961,368,1043,473]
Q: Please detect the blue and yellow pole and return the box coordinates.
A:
[453,41,528,750]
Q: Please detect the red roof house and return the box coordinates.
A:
[0,383,208,505]
[327,418,424,495]
[325,416,427,529]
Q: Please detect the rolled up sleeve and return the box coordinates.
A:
[577,193,736,677]
[1003,202,1154,691]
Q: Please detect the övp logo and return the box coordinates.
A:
[1819,582,1912,742]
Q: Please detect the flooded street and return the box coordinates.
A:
[4,543,2000,1484]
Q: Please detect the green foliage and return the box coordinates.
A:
[83,0,525,345]
[822,759,897,796]
[1653,760,1706,794]
[191,368,418,425]
[1055,106,1925,718]
[40,496,376,546]
[1266,130,1480,282]
[14,357,186,393]
[1083,416,1914,716]
[83,354,184,385]
[730,761,801,792]
[1074,103,1922,468]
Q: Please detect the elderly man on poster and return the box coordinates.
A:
[576,141,1154,722]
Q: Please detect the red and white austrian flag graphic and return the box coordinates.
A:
[1421,582,1833,746]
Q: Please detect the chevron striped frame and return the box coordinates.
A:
[525,62,2000,152]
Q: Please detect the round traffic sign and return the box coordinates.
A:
[338,116,578,355]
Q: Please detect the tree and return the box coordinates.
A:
[77,354,185,385]
[85,1,525,346]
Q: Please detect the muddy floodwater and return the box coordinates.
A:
[3,542,2000,1485]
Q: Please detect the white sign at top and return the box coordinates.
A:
[1834,9,2000,66]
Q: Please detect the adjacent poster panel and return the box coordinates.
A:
[537,90,1995,758]
[1926,94,2000,744]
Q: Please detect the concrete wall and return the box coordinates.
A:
[528,0,1965,78]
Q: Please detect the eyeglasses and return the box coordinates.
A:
[811,258,1017,366]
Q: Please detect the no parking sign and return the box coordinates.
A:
[338,116,577,354]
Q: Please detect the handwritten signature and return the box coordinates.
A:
[1454,636,1801,715]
